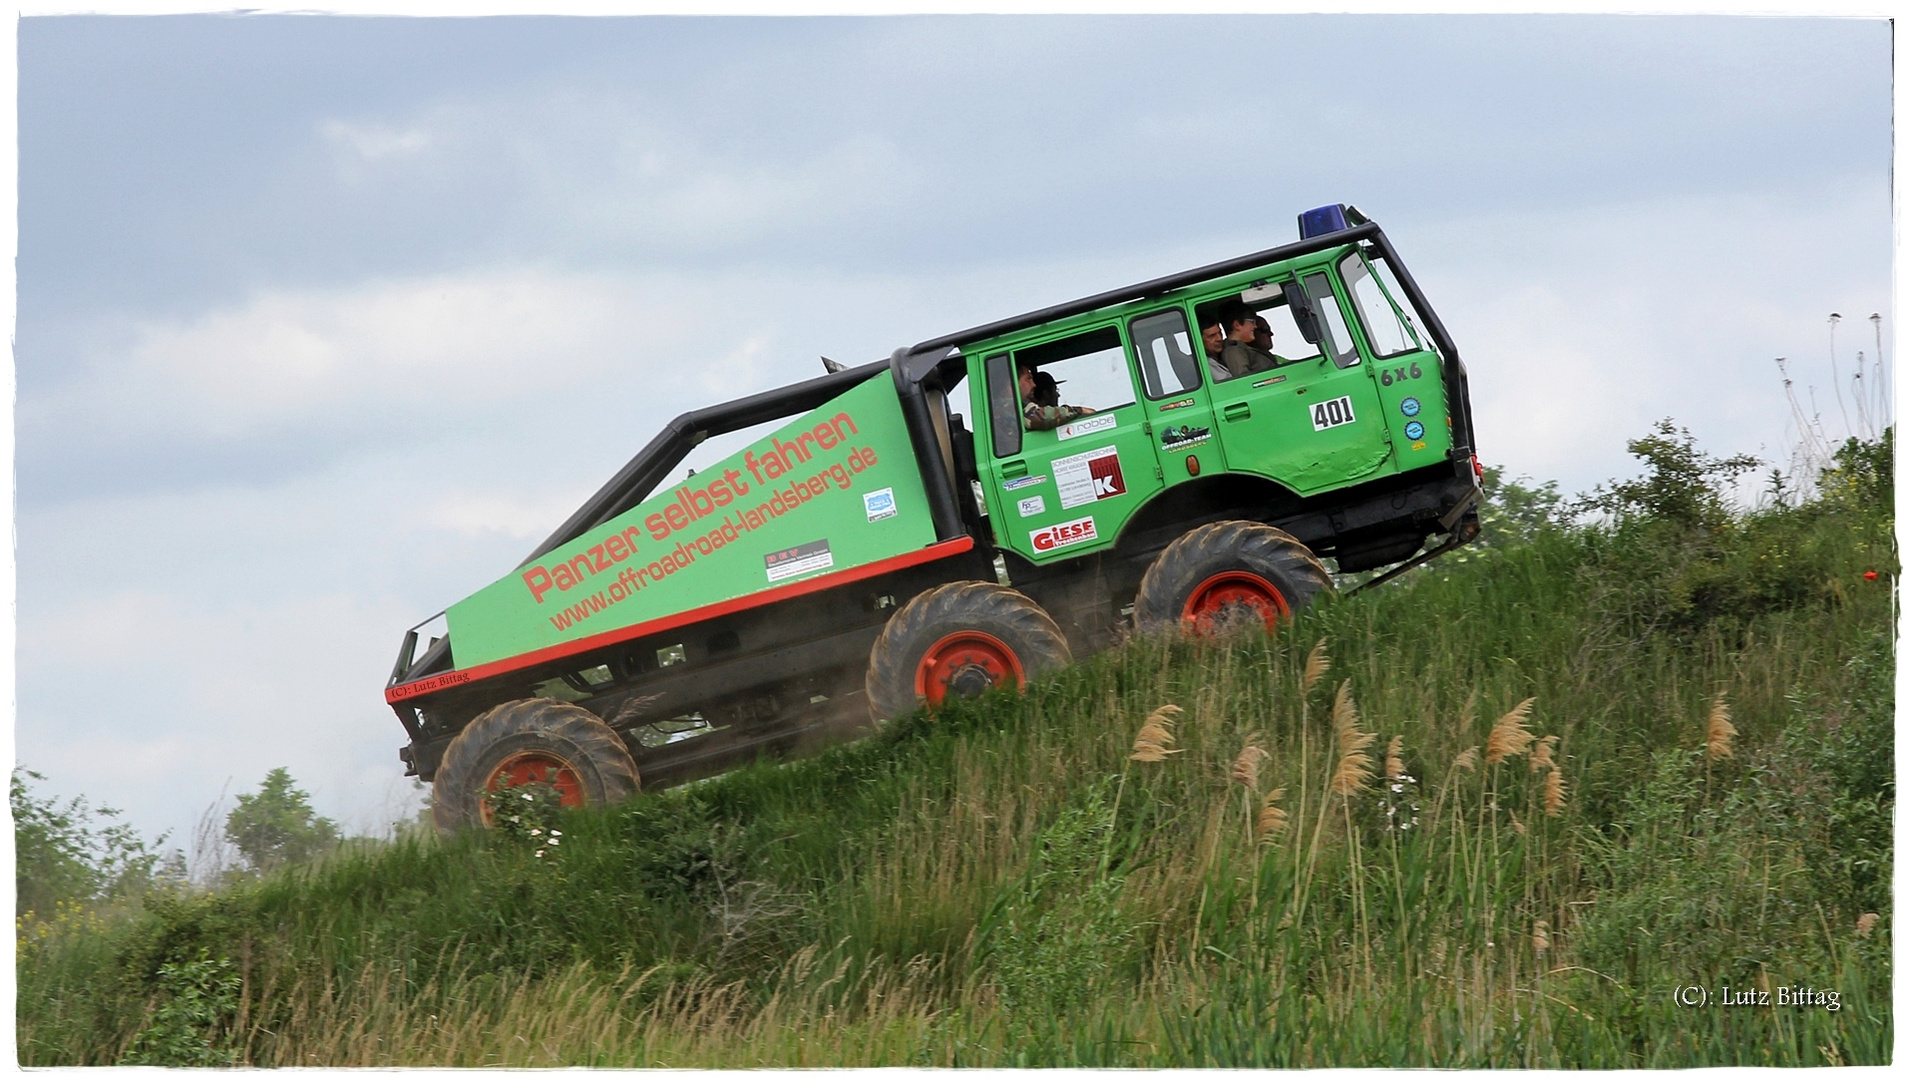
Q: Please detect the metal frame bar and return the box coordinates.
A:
[906,221,1387,354]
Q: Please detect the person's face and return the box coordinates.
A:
[1201,324,1225,355]
[1228,317,1257,343]
[1018,366,1036,400]
[1253,317,1274,351]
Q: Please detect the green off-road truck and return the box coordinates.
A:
[386,204,1482,830]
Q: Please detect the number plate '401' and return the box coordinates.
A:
[1310,395,1357,432]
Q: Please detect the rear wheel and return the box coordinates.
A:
[1134,521,1333,636]
[432,697,640,833]
[866,581,1071,721]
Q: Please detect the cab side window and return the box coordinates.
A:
[1196,288,1324,382]
[1129,310,1201,398]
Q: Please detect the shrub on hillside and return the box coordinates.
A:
[12,768,174,916]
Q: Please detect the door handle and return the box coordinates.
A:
[1001,459,1028,479]
[1223,402,1252,422]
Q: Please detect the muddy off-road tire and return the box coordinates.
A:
[432,698,640,833]
[1133,521,1333,636]
[866,581,1072,722]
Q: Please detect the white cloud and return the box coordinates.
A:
[323,117,433,165]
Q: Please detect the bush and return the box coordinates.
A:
[12,767,171,915]
[118,952,240,1067]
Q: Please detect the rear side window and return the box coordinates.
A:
[985,352,1021,458]
[1129,309,1201,398]
[1015,326,1136,415]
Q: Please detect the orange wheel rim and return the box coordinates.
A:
[479,751,585,825]
[914,630,1026,707]
[1182,571,1290,635]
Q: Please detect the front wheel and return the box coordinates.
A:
[1133,521,1333,636]
[432,698,640,833]
[865,581,1072,722]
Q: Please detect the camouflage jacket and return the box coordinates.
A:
[1023,401,1091,431]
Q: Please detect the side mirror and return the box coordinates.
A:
[1282,282,1322,345]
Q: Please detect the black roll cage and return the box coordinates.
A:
[390,215,1470,689]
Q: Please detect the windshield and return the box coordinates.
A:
[1340,251,1426,360]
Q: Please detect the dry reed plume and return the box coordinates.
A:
[1302,640,1331,693]
[1484,698,1537,765]
[1705,695,1736,760]
[1543,765,1567,817]
[1857,913,1880,937]
[1384,735,1405,781]
[1130,705,1183,762]
[1329,682,1375,796]
[1530,734,1558,774]
[1230,745,1269,789]
[1532,920,1550,956]
[1256,787,1288,842]
[1452,746,1479,772]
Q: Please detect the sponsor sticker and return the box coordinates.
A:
[764,539,834,582]
[1030,515,1098,553]
[1400,396,1422,417]
[862,487,897,521]
[1002,474,1047,491]
[1056,413,1118,440]
[1160,424,1211,453]
[1017,494,1046,517]
[1252,374,1288,388]
[1404,420,1426,441]
[1053,445,1127,509]
[1158,397,1197,411]
[1310,395,1357,432]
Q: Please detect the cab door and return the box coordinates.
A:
[1126,307,1228,485]
[1206,271,1391,495]
[980,324,1164,564]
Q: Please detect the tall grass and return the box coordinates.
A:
[18,465,1893,1066]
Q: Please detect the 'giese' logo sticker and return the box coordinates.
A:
[1030,516,1098,552]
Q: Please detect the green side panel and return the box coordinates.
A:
[1368,350,1453,469]
[446,376,934,668]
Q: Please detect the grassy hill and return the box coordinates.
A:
[17,430,1894,1067]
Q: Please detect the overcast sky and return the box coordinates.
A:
[12,12,1893,847]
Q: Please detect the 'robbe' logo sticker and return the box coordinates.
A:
[1056,413,1117,440]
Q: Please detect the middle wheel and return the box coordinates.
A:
[865,581,1072,721]
[1133,520,1334,636]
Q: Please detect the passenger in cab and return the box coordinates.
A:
[1201,317,1229,381]
[1218,301,1279,378]
[1018,360,1096,431]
